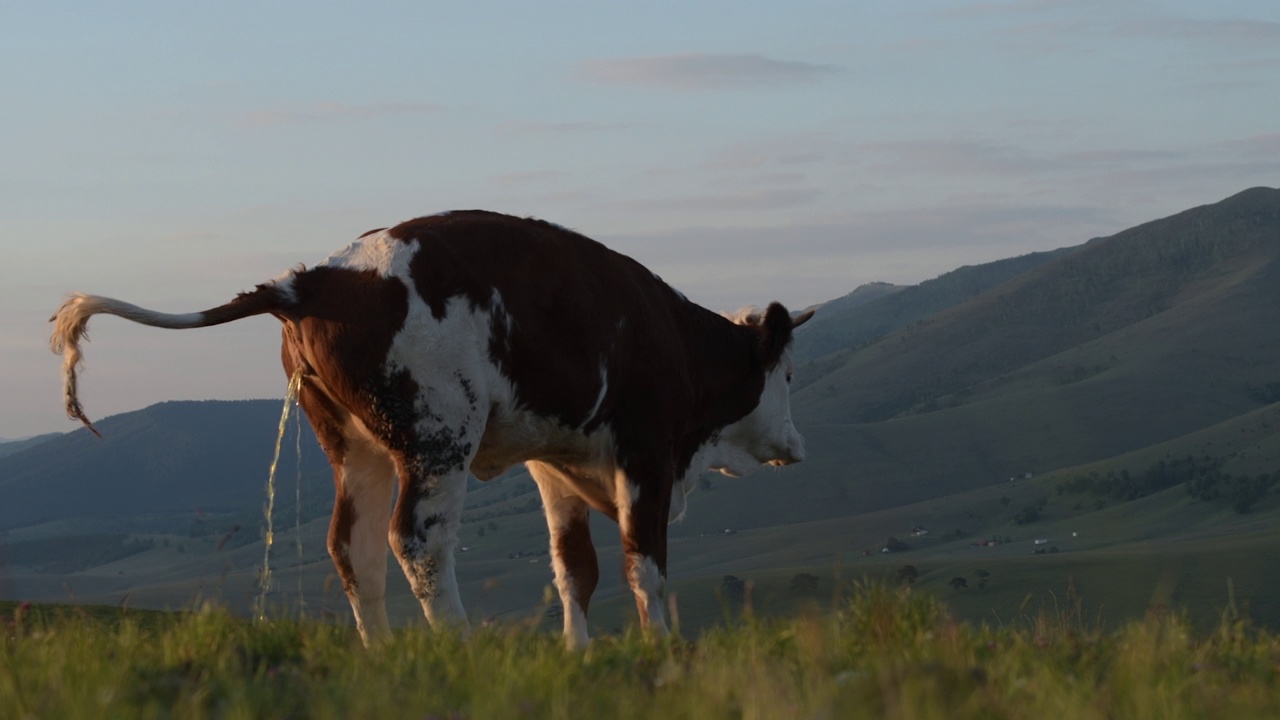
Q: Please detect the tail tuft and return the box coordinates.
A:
[50,294,103,435]
[48,282,292,436]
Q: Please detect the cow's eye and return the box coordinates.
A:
[785,372,793,383]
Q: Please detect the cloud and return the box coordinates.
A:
[239,101,444,128]
[948,3,1280,62]
[494,120,636,134]
[599,200,1117,311]
[848,137,1206,182]
[702,133,1182,185]
[1060,149,1186,167]
[708,171,809,189]
[1215,133,1280,157]
[489,170,573,186]
[966,3,1280,48]
[1207,56,1280,73]
[951,0,1113,17]
[1120,15,1280,45]
[578,53,841,91]
[609,187,825,215]
[639,203,1110,259]
[701,134,837,172]
[856,138,1042,178]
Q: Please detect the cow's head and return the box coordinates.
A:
[711,303,813,477]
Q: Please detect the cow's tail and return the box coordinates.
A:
[49,278,297,436]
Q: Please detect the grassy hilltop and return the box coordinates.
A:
[2,187,1280,639]
[4,585,1280,719]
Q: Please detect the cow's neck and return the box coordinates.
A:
[673,300,765,450]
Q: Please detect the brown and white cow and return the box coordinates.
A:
[50,211,812,648]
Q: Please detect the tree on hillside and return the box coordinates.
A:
[789,573,820,595]
[721,575,746,603]
[897,565,919,585]
[1014,497,1048,524]
[1014,505,1040,524]
[949,577,968,591]
[975,569,990,589]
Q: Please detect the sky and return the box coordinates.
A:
[2,1,1278,438]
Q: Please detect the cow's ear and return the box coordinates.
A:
[758,302,794,368]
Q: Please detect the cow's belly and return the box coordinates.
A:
[471,407,616,483]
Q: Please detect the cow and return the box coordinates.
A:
[50,211,812,648]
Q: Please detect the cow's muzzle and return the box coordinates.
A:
[767,436,805,466]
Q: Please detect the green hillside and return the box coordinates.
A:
[793,246,1075,369]
[798,187,1280,424]
[784,187,1280,502]
[0,433,61,459]
[4,187,1280,636]
[0,400,334,528]
[791,281,903,359]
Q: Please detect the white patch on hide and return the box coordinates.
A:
[669,347,804,522]
[581,361,608,428]
[334,415,396,644]
[320,231,419,279]
[269,268,299,304]
[629,554,668,633]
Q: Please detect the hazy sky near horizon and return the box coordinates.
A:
[3,1,1278,438]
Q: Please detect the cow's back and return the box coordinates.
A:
[292,211,700,477]
[387,212,695,430]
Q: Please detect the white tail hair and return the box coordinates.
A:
[49,285,291,435]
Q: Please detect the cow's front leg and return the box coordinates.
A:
[529,462,599,649]
[389,460,470,631]
[617,469,672,636]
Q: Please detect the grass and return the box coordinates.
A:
[4,585,1280,719]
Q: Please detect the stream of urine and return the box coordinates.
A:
[256,367,304,621]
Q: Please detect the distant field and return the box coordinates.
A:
[8,445,1280,644]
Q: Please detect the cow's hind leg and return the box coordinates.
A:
[297,381,397,646]
[329,434,396,644]
[384,415,481,627]
[528,462,599,649]
[390,455,472,630]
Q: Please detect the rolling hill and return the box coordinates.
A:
[0,400,332,528]
[781,186,1280,509]
[2,187,1278,633]
[0,433,61,459]
[791,246,1075,365]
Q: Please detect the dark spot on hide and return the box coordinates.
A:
[415,426,472,476]
[364,367,420,452]
[362,366,472,477]
[454,371,479,410]
[405,557,440,601]
[420,513,446,535]
[327,494,358,592]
